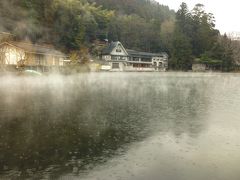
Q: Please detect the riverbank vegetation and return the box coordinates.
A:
[0,0,239,71]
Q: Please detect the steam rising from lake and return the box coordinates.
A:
[0,73,240,179]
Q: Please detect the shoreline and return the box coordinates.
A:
[1,70,240,77]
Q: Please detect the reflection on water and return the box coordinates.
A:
[0,73,240,179]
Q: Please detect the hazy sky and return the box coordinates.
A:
[156,0,239,34]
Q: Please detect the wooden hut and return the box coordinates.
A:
[0,41,67,72]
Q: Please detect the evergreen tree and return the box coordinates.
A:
[171,3,193,70]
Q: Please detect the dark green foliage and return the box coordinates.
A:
[170,3,235,71]
[170,3,193,70]
[89,0,175,52]
[0,0,113,51]
[171,32,193,70]
[197,35,235,71]
[217,35,235,71]
[88,0,174,21]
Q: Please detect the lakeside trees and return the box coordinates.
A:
[0,0,238,71]
[170,3,237,71]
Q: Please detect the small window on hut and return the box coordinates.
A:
[116,48,122,53]
[36,55,44,65]
[116,45,122,53]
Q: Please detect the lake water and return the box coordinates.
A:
[0,72,240,180]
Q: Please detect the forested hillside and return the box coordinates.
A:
[0,0,114,51]
[0,0,174,53]
[88,0,175,52]
[0,0,238,71]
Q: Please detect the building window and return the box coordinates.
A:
[132,57,139,61]
[36,55,44,65]
[133,64,139,68]
[116,48,122,53]
[111,56,118,60]
[141,58,152,62]
[119,56,126,60]
[116,45,122,53]
[53,58,59,66]
[112,63,119,69]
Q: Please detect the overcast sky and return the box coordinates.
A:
[156,0,239,34]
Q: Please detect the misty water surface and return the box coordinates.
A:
[0,72,240,180]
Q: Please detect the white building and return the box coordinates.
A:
[101,41,168,71]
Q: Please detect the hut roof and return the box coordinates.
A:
[0,41,66,57]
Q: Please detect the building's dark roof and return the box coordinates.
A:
[102,41,120,55]
[0,41,66,57]
[126,49,167,57]
[101,41,168,58]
